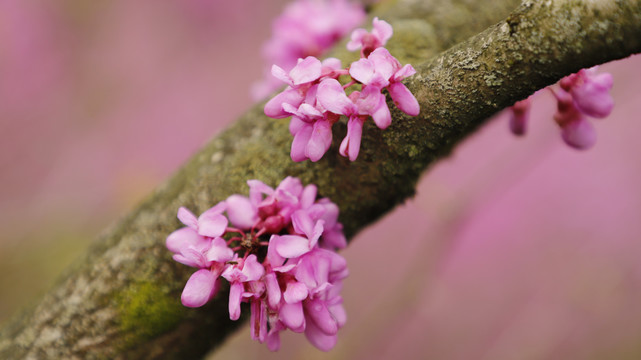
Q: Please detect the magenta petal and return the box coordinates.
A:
[290,56,322,85]
[304,319,338,351]
[175,247,209,268]
[266,329,282,351]
[166,227,207,253]
[298,104,323,119]
[242,255,265,281]
[266,235,286,266]
[280,302,306,332]
[372,17,393,44]
[289,116,307,136]
[225,195,258,229]
[305,298,338,335]
[177,207,198,229]
[228,282,243,320]
[206,237,234,263]
[275,235,311,258]
[329,302,347,328]
[561,118,597,150]
[393,64,417,82]
[264,88,304,118]
[321,57,342,71]
[322,229,347,250]
[300,185,318,209]
[371,95,392,129]
[339,117,364,161]
[284,281,309,303]
[347,28,367,51]
[265,272,281,309]
[368,47,398,81]
[278,176,303,197]
[317,79,357,115]
[173,253,201,268]
[197,213,227,238]
[572,81,614,118]
[291,124,313,162]
[292,210,315,236]
[250,300,267,342]
[181,269,218,308]
[389,82,420,116]
[349,58,375,84]
[271,64,292,85]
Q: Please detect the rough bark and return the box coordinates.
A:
[1,0,639,358]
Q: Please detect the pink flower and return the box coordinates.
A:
[317,78,390,160]
[351,47,419,117]
[167,177,349,351]
[560,67,614,118]
[252,0,365,100]
[553,88,597,150]
[284,103,334,162]
[167,235,234,308]
[347,17,393,57]
[222,254,265,320]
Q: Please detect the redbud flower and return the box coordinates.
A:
[264,18,420,162]
[252,0,365,100]
[167,177,349,351]
[347,17,393,57]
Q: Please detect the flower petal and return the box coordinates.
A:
[181,269,219,308]
[197,212,228,238]
[228,282,244,320]
[372,17,393,45]
[292,210,315,237]
[304,318,338,351]
[317,78,357,115]
[264,88,304,118]
[166,227,207,254]
[305,298,338,335]
[271,64,292,85]
[242,254,265,281]
[291,124,313,162]
[280,302,306,332]
[389,82,420,116]
[349,58,375,85]
[284,281,309,304]
[561,118,597,150]
[274,235,312,258]
[289,56,322,85]
[339,117,364,161]
[177,207,198,229]
[206,237,234,263]
[225,195,258,230]
[265,272,281,309]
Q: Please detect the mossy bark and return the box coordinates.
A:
[1,0,639,358]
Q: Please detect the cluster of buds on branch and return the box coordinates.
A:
[509,66,614,150]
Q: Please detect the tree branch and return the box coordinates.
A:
[1,0,639,358]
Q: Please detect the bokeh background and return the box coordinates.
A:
[2,1,641,359]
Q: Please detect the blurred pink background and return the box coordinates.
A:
[2,1,641,359]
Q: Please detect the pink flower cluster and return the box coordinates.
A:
[166,177,348,351]
[264,17,420,162]
[509,66,614,150]
[252,0,366,100]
